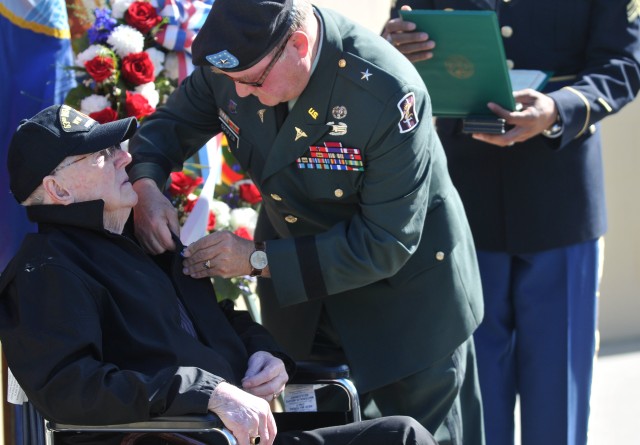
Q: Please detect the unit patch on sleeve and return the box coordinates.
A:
[297,142,364,171]
[397,92,419,134]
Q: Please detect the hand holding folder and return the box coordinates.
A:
[398,10,550,134]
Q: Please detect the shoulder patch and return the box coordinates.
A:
[397,92,419,133]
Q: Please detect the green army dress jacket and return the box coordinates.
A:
[128,7,483,392]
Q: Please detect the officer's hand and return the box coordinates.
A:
[472,89,559,147]
[242,352,288,403]
[182,230,259,278]
[383,5,435,63]
[132,178,179,254]
[208,382,277,445]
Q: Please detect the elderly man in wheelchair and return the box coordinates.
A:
[0,105,438,445]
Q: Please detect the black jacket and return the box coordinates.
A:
[0,201,289,425]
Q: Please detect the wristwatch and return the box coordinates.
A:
[542,113,564,138]
[249,242,268,277]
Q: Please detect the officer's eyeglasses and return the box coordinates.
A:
[228,32,293,87]
[51,144,121,174]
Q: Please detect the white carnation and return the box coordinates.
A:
[135,82,160,108]
[80,94,111,114]
[107,25,145,58]
[163,52,180,81]
[145,47,166,78]
[229,207,258,235]
[210,200,231,230]
[110,0,135,20]
[75,44,110,67]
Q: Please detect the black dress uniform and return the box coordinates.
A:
[128,2,485,444]
[389,1,640,445]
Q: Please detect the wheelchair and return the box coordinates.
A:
[14,360,360,445]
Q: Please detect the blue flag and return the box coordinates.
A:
[0,0,75,270]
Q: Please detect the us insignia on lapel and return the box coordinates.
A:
[397,92,419,134]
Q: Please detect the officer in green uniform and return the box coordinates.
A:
[127,1,485,444]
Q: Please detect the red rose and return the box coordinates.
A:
[169,172,203,197]
[84,56,115,82]
[125,1,163,34]
[238,183,262,204]
[121,52,155,86]
[89,107,118,123]
[207,211,216,232]
[125,91,155,119]
[234,227,252,240]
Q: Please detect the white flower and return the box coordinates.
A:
[75,44,111,67]
[107,25,145,58]
[110,0,135,20]
[80,94,111,114]
[135,82,160,108]
[210,200,231,230]
[230,208,258,237]
[163,52,180,81]
[145,47,166,78]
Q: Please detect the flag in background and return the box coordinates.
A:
[0,0,75,271]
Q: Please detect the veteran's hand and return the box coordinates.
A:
[182,230,256,279]
[383,5,435,63]
[132,178,179,254]
[472,89,559,147]
[242,352,288,402]
[208,382,277,445]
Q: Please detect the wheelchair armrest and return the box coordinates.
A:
[47,413,224,433]
[290,360,351,382]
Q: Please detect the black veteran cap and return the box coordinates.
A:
[7,104,137,203]
[192,0,294,71]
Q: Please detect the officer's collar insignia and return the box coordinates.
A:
[258,109,266,123]
[59,104,96,133]
[206,50,240,69]
[228,100,238,114]
[308,107,319,120]
[295,127,308,141]
[361,69,373,81]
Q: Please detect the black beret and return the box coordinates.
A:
[192,0,295,72]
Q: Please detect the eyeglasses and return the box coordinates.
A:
[51,144,121,174]
[228,33,292,87]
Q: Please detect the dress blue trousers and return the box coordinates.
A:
[473,239,600,445]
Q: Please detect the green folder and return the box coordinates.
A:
[400,10,517,118]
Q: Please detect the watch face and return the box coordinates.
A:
[250,250,268,269]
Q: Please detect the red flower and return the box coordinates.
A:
[84,56,115,82]
[238,183,262,204]
[234,227,252,240]
[89,107,118,123]
[183,197,197,213]
[125,91,155,119]
[125,1,164,34]
[121,52,155,86]
[168,172,203,197]
[207,211,216,232]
